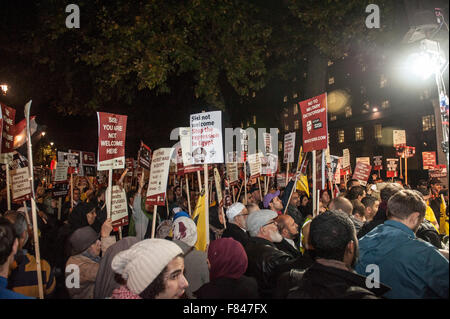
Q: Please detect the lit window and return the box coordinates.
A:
[380,74,387,88]
[345,106,352,118]
[293,103,298,115]
[355,127,364,141]
[252,92,256,98]
[246,121,250,127]
[240,122,243,128]
[283,96,288,102]
[283,113,288,118]
[328,94,336,104]
[381,100,390,109]
[328,60,334,66]
[330,115,337,121]
[338,130,345,143]
[293,92,298,99]
[328,77,335,85]
[374,124,382,139]
[303,72,307,78]
[422,115,435,131]
[253,115,256,125]
[344,52,348,57]
[278,141,283,152]
[362,65,366,72]
[285,124,289,131]
[294,120,299,130]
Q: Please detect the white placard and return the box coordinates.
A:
[54,161,69,182]
[283,132,296,163]
[11,167,31,201]
[106,185,128,227]
[190,111,224,164]
[146,148,175,205]
[356,157,371,166]
[248,152,262,178]
[393,130,406,147]
[342,149,350,169]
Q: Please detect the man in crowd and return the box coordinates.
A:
[350,199,365,233]
[248,186,263,209]
[4,211,55,298]
[263,191,284,215]
[285,191,304,230]
[0,217,33,299]
[288,211,389,299]
[244,209,313,298]
[346,179,360,190]
[328,196,364,232]
[355,190,449,298]
[274,214,301,257]
[361,196,380,225]
[61,187,82,222]
[222,202,250,248]
[346,185,366,201]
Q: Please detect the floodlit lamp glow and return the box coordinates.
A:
[41,131,46,136]
[50,142,54,146]
[0,84,8,94]
[373,107,378,112]
[407,51,445,80]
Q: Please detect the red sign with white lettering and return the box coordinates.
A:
[300,93,328,152]
[97,112,127,171]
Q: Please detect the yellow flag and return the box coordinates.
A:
[192,192,207,251]
[296,174,309,197]
[439,194,448,236]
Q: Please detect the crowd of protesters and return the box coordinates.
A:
[0,166,448,299]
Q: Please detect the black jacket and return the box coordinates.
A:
[287,262,390,299]
[194,276,259,299]
[357,219,384,239]
[274,238,302,258]
[221,222,250,248]
[244,237,313,298]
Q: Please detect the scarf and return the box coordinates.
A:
[110,285,142,299]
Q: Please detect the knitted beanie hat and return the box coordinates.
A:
[111,239,183,295]
[172,216,197,247]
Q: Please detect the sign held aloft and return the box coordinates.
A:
[300,93,328,152]
[97,112,127,171]
[190,111,223,164]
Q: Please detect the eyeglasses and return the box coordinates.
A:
[263,220,277,227]
[236,213,249,217]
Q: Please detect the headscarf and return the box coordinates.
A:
[68,202,96,231]
[172,216,197,247]
[94,237,139,299]
[207,237,248,281]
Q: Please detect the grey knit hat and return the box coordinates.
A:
[246,209,278,237]
[111,238,183,295]
[69,226,99,256]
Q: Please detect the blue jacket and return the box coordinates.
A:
[355,220,449,299]
[0,276,34,299]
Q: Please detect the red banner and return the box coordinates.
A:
[97,112,127,171]
[300,93,328,152]
[429,165,447,178]
[422,152,436,170]
[82,151,96,165]
[1,103,15,154]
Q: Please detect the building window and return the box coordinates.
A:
[283,96,288,102]
[338,130,345,143]
[422,115,435,131]
[293,92,298,99]
[330,115,337,121]
[293,103,298,115]
[284,124,289,131]
[328,60,334,66]
[246,120,250,127]
[345,106,352,118]
[355,127,364,141]
[253,115,256,125]
[380,74,387,88]
[303,72,307,78]
[328,76,335,85]
[283,113,288,118]
[278,141,283,152]
[361,64,366,72]
[374,124,382,139]
[381,99,390,109]
[294,120,299,130]
[240,122,243,128]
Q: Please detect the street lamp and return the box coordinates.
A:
[0,84,8,95]
[50,142,54,146]
[41,131,46,137]
[406,39,449,169]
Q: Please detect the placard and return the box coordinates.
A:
[0,103,15,154]
[106,185,129,228]
[342,149,350,169]
[248,152,262,178]
[11,167,32,203]
[190,111,223,164]
[373,156,383,170]
[393,130,406,147]
[146,148,174,206]
[422,152,436,170]
[53,161,69,183]
[352,162,372,186]
[97,112,127,171]
[356,157,371,166]
[300,93,328,152]
[283,132,296,163]
[429,165,447,178]
[386,158,399,178]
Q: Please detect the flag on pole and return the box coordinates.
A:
[14,116,37,149]
[192,191,207,251]
[296,174,309,197]
[439,194,448,236]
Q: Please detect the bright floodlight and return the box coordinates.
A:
[41,131,46,136]
[50,142,54,146]
[0,84,8,94]
[408,52,439,80]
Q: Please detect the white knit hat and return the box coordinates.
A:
[226,202,245,221]
[172,217,198,247]
[111,239,183,295]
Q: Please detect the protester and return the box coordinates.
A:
[61,187,81,222]
[172,216,209,299]
[65,219,115,299]
[274,214,301,257]
[358,183,403,238]
[428,178,444,226]
[4,210,55,298]
[0,217,34,299]
[346,185,366,201]
[248,186,263,209]
[195,237,259,299]
[298,194,311,219]
[263,191,284,215]
[355,190,449,298]
[319,190,331,211]
[361,196,380,224]
[246,203,260,214]
[285,191,304,229]
[222,202,251,247]
[131,173,153,241]
[93,237,139,299]
[288,211,390,299]
[111,238,188,299]
[416,186,440,231]
[244,209,313,298]
[350,199,365,233]
[346,179,360,190]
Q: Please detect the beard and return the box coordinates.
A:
[269,229,283,243]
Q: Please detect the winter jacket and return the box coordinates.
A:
[244,236,313,298]
[287,262,390,299]
[195,275,259,299]
[221,222,250,248]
